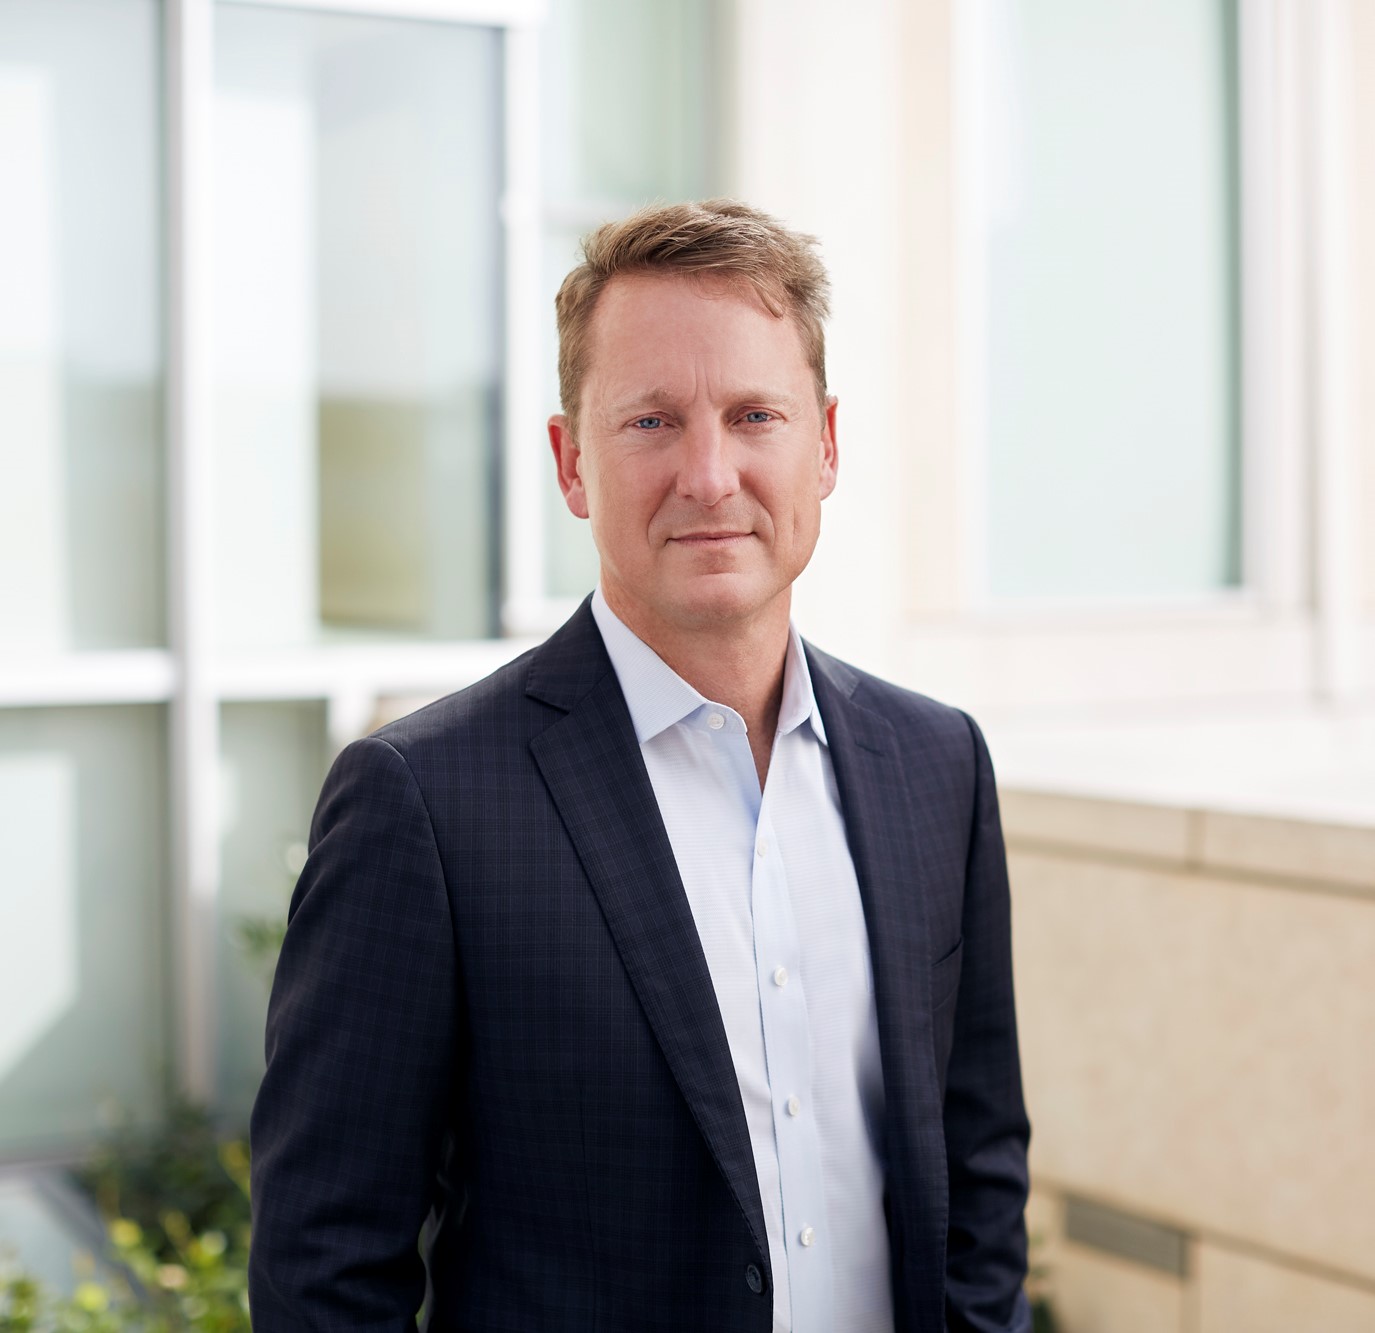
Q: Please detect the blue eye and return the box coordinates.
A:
[634,416,664,430]
[743,411,773,424]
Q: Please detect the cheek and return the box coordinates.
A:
[791,501,822,548]
[781,484,819,550]
[587,468,662,544]
[778,472,824,536]
[614,468,673,526]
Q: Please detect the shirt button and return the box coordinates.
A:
[756,839,767,857]
[707,712,725,730]
[773,965,788,988]
[786,1095,801,1117]
[799,1226,815,1248]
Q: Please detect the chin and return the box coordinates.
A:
[657,576,780,630]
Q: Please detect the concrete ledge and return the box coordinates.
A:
[1002,786,1375,898]
[1001,789,1194,867]
[1197,1242,1375,1332]
[1199,810,1375,894]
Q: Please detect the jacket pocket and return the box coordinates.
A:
[930,935,964,1014]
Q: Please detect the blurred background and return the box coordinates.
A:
[1,0,1372,1328]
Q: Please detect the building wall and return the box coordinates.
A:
[727,0,1375,711]
[1004,786,1375,1330]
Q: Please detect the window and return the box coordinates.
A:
[0,0,166,1153]
[961,0,1242,605]
[0,0,164,654]
[213,7,504,645]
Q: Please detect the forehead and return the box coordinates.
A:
[582,273,809,399]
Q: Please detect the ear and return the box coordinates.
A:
[818,395,839,500]
[548,414,590,519]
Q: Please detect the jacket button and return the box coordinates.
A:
[744,1263,764,1295]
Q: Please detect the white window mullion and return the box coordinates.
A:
[501,18,548,634]
[220,0,542,22]
[166,0,220,1106]
[1239,0,1290,609]
[1310,0,1361,701]
[953,0,992,616]
[1247,0,1313,617]
[0,652,176,707]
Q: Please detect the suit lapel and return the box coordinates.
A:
[526,604,770,1267]
[807,647,949,1321]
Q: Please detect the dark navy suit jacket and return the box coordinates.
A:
[249,599,1031,1332]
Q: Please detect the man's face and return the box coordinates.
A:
[548,273,838,641]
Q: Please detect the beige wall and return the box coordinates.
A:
[1005,788,1375,1330]
[1028,1183,1375,1333]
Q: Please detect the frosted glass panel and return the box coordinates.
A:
[0,707,167,1157]
[217,702,328,1125]
[540,0,715,206]
[978,0,1241,600]
[0,0,164,652]
[213,9,502,647]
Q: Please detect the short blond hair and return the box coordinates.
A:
[554,198,832,436]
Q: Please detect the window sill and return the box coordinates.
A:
[988,705,1375,896]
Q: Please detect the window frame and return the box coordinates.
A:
[155,0,549,1108]
[930,0,1362,717]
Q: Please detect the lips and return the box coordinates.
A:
[670,531,752,542]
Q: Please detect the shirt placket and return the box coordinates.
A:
[749,746,835,1333]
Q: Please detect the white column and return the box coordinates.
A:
[1310,0,1361,702]
[167,0,221,1103]
[501,20,548,634]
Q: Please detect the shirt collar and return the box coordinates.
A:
[590,587,827,748]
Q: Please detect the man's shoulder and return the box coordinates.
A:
[364,597,610,762]
[807,642,966,718]
[369,644,543,750]
[803,639,982,759]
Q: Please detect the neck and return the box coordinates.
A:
[601,586,792,785]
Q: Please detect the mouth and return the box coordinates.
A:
[669,531,753,546]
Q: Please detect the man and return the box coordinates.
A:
[250,199,1031,1333]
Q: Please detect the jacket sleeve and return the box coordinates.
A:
[944,713,1033,1333]
[249,735,462,1332]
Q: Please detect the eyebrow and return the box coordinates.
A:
[605,388,805,417]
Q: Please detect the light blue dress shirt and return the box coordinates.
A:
[591,590,894,1333]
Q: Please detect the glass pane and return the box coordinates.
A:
[217,702,329,1126]
[213,9,502,648]
[978,0,1241,600]
[0,0,164,652]
[540,0,715,206]
[0,1174,124,1296]
[0,706,168,1158]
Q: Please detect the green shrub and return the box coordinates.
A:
[0,1105,251,1333]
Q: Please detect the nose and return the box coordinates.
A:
[675,419,740,507]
